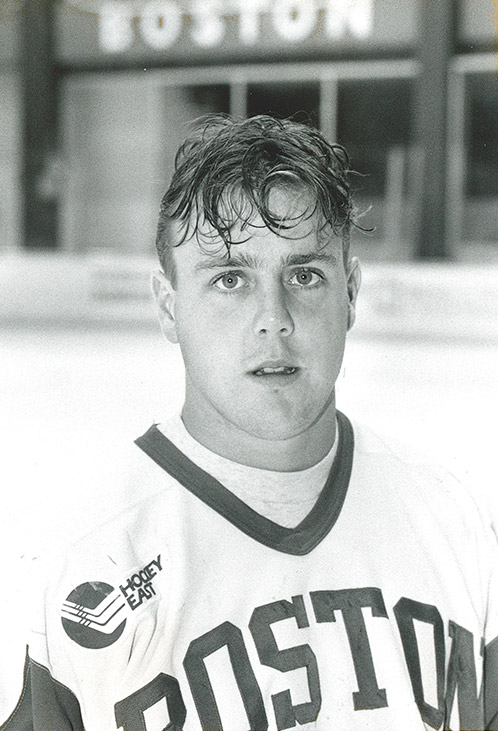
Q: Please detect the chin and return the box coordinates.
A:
[238,412,322,443]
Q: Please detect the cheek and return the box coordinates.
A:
[302,295,348,338]
[176,308,229,373]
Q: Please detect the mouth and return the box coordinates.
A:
[251,365,299,377]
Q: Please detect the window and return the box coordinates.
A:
[336,77,415,254]
[247,81,320,126]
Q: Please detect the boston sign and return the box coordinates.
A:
[97,0,374,53]
[56,0,418,64]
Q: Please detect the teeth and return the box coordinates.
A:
[255,366,296,375]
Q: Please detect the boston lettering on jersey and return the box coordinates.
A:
[3,585,496,731]
[113,587,493,731]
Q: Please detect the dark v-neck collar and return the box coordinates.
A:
[135,411,354,556]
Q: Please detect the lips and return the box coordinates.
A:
[250,362,299,377]
[253,366,297,376]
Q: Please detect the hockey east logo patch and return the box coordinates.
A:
[61,555,162,649]
[61,581,127,649]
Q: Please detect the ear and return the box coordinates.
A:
[346,256,361,331]
[151,270,178,344]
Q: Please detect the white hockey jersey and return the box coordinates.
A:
[2,412,498,730]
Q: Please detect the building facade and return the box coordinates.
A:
[0,0,496,262]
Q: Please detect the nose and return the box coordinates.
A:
[252,283,295,337]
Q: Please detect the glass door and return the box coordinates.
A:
[447,55,498,261]
[336,75,416,260]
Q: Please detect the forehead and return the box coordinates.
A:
[167,188,341,268]
[169,220,339,274]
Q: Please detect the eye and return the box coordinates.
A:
[212,271,245,291]
[289,268,323,287]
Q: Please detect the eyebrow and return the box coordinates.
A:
[194,250,338,272]
[283,252,338,267]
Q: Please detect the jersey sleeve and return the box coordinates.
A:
[0,650,84,731]
[484,522,498,730]
[0,556,84,731]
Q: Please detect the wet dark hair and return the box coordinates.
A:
[156,114,357,280]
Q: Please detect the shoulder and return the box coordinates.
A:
[347,417,498,610]
[35,425,183,561]
[349,416,494,539]
[27,428,190,621]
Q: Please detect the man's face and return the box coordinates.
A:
[154,191,360,468]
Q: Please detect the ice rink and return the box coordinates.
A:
[1,321,497,560]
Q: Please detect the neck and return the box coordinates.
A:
[181,400,338,472]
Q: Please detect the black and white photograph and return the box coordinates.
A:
[0,1,497,728]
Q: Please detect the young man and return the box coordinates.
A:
[2,115,498,730]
